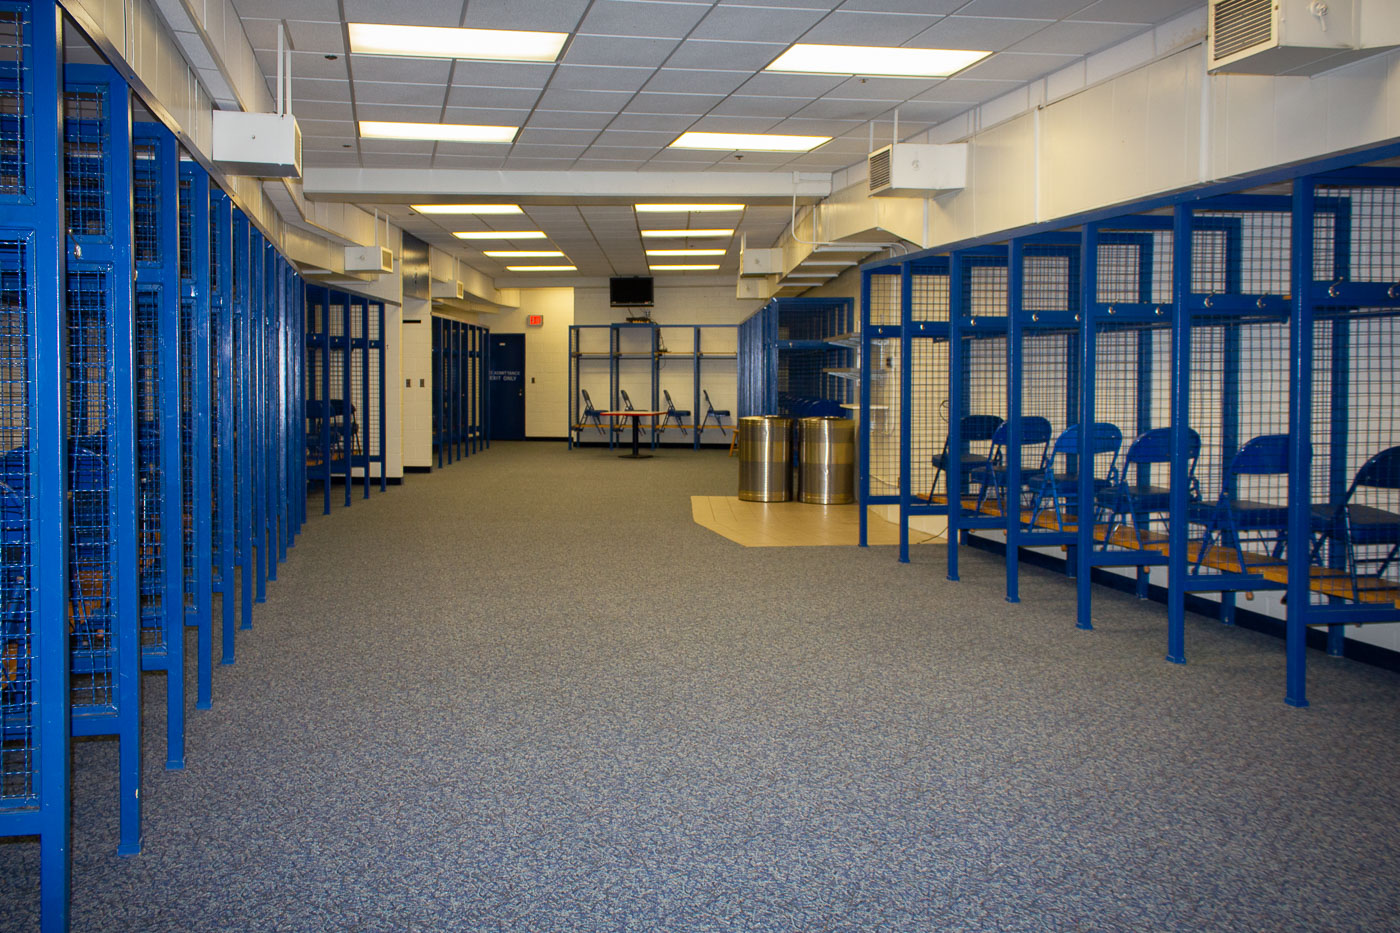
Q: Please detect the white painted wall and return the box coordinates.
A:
[488,289,575,438]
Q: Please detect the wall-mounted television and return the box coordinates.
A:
[610,276,654,308]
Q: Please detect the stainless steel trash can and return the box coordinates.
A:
[737,416,793,502]
[799,416,855,504]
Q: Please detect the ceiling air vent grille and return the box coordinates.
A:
[1211,0,1275,62]
[868,146,893,195]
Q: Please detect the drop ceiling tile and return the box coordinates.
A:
[828,76,942,99]
[910,15,1054,51]
[797,9,943,43]
[430,153,511,169]
[509,143,593,158]
[579,0,712,38]
[592,129,677,146]
[302,150,364,168]
[463,0,593,32]
[642,150,726,166]
[1007,20,1145,55]
[442,106,535,125]
[957,0,1089,16]
[352,82,449,106]
[878,99,969,122]
[632,91,726,114]
[692,4,829,42]
[709,96,809,119]
[686,114,785,132]
[1068,0,1202,22]
[351,56,452,84]
[292,100,354,121]
[536,88,638,112]
[358,139,437,155]
[583,146,664,160]
[504,157,584,170]
[916,76,1022,101]
[572,158,650,170]
[362,153,438,169]
[287,20,346,53]
[735,72,846,97]
[790,97,898,120]
[256,49,349,81]
[517,127,603,145]
[232,0,340,17]
[449,62,555,90]
[606,113,699,131]
[294,77,353,102]
[553,64,656,93]
[527,110,618,130]
[297,118,354,137]
[958,51,1081,82]
[342,0,463,26]
[643,68,751,95]
[765,115,867,134]
[837,0,964,11]
[564,35,682,67]
[445,86,542,109]
[665,39,787,70]
[240,18,279,50]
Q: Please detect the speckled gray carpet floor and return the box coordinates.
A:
[4,441,1400,931]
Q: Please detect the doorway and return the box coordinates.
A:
[489,333,526,440]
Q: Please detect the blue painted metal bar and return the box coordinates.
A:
[1005,239,1024,603]
[898,263,914,563]
[233,210,254,629]
[946,252,965,581]
[858,268,873,547]
[377,302,387,490]
[132,120,185,769]
[1166,204,1192,665]
[251,232,267,603]
[1286,177,1317,708]
[210,189,235,662]
[1076,224,1099,631]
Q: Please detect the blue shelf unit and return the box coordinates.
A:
[431,316,488,467]
[860,150,1400,708]
[568,322,738,450]
[0,1,71,928]
[738,297,856,421]
[305,284,387,511]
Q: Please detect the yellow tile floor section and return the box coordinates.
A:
[691,496,944,548]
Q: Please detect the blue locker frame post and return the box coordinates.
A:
[64,62,142,857]
[233,210,254,629]
[211,189,236,661]
[132,120,184,767]
[179,159,213,709]
[251,230,267,604]
[0,1,70,925]
[857,266,903,547]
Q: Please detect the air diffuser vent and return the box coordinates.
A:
[867,147,892,194]
[1211,0,1274,61]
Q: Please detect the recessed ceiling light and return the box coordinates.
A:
[412,204,523,215]
[634,203,745,213]
[765,43,990,78]
[348,23,568,63]
[505,265,576,272]
[360,121,516,143]
[639,228,734,238]
[669,132,829,153]
[650,264,721,271]
[645,249,726,257]
[453,231,548,240]
[483,250,566,258]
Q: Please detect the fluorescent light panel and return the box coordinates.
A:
[483,250,565,258]
[639,228,734,238]
[412,204,522,215]
[650,264,720,271]
[506,265,576,272]
[348,23,567,62]
[634,203,745,213]
[765,43,991,78]
[670,131,828,152]
[645,249,726,257]
[453,231,548,240]
[360,121,516,143]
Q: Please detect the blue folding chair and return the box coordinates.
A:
[930,414,1003,501]
[1187,433,1291,574]
[699,389,730,437]
[658,389,690,436]
[619,388,636,412]
[579,389,605,435]
[968,416,1054,517]
[1026,422,1123,531]
[1309,445,1400,601]
[1095,427,1201,548]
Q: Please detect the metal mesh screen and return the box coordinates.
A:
[64,91,106,238]
[132,139,158,264]
[0,6,27,200]
[135,288,164,648]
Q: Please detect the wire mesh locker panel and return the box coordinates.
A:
[696,325,737,450]
[64,63,142,856]
[0,2,70,925]
[569,324,616,447]
[345,294,385,494]
[304,283,334,509]
[133,122,184,769]
[859,266,904,545]
[901,257,953,564]
[177,159,212,710]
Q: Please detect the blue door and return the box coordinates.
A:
[489,333,526,440]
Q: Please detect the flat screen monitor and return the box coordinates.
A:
[610,276,654,308]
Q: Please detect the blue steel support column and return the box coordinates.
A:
[1166,204,1192,665]
[378,303,387,490]
[859,269,872,547]
[340,292,352,505]
[212,190,235,662]
[898,263,913,563]
[947,253,965,581]
[361,297,371,498]
[233,211,253,630]
[1006,241,1024,603]
[1285,178,1317,708]
[32,3,71,924]
[1135,241,1156,599]
[252,235,267,603]
[183,163,212,708]
[1076,224,1099,630]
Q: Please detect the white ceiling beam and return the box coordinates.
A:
[302,169,834,202]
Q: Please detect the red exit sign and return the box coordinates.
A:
[526,314,544,327]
